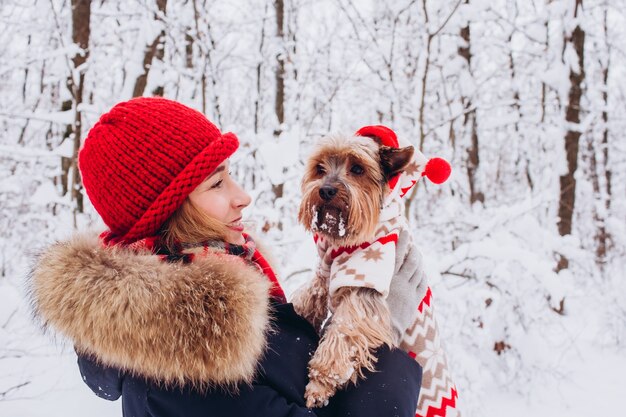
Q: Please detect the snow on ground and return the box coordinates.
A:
[0,350,120,417]
[1,276,119,417]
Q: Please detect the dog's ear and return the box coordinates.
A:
[379,145,414,180]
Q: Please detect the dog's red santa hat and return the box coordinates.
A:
[355,125,451,199]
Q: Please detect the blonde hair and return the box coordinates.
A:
[160,198,229,252]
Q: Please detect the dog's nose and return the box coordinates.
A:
[319,185,338,201]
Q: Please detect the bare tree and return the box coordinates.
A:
[274,0,286,137]
[556,0,585,271]
[588,4,612,267]
[540,2,551,123]
[458,0,483,205]
[418,0,462,149]
[597,4,612,262]
[132,0,168,97]
[403,0,461,218]
[272,0,286,200]
[255,1,270,134]
[189,0,223,124]
[64,0,91,217]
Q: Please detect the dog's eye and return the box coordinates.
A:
[350,164,364,175]
[316,164,326,175]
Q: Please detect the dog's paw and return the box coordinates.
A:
[305,362,357,408]
[305,379,333,408]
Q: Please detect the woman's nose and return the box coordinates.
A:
[233,182,252,208]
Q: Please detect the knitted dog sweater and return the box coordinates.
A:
[316,149,459,417]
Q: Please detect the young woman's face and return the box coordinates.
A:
[188,160,251,245]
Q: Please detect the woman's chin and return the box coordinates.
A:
[226,231,245,245]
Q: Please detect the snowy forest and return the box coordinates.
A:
[1,0,624,415]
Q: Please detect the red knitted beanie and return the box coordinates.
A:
[79,97,239,244]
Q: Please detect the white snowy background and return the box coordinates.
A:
[1,0,625,416]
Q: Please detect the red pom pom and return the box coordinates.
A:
[423,157,451,184]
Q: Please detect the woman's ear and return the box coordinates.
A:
[379,146,414,180]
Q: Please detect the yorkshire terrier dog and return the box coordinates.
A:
[292,125,454,410]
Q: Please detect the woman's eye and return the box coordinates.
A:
[350,164,364,175]
[210,180,223,189]
[316,164,326,175]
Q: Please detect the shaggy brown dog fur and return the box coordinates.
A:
[293,134,414,407]
[29,232,271,390]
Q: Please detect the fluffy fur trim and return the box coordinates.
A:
[28,232,271,389]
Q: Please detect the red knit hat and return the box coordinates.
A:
[355,125,451,192]
[79,97,239,244]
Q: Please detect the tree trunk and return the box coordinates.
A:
[255,2,269,134]
[541,15,550,123]
[458,0,483,205]
[418,31,431,151]
[185,30,194,69]
[586,136,604,264]
[274,0,286,137]
[595,6,612,265]
[556,0,585,271]
[65,0,91,215]
[132,0,167,98]
[272,0,286,200]
[192,0,222,124]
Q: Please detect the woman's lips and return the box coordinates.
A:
[229,218,244,231]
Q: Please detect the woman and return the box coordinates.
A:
[29,97,422,416]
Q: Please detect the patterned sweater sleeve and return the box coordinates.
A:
[326,223,400,298]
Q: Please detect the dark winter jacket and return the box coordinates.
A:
[29,232,421,417]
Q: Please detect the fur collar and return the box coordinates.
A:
[28,231,271,388]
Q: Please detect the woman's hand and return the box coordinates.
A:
[388,229,428,343]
